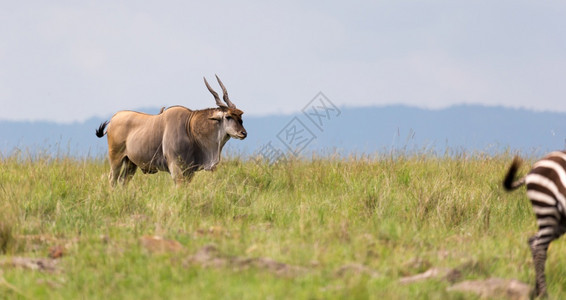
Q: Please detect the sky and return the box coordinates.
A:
[1,1,566,123]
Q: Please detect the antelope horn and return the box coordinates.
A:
[204,77,226,108]
[215,74,236,108]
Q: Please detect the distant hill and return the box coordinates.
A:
[1,105,565,158]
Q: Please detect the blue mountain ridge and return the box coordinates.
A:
[1,105,564,158]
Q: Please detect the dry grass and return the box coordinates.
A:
[0,153,564,299]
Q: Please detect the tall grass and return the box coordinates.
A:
[0,152,563,299]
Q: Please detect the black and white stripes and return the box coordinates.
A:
[503,151,566,297]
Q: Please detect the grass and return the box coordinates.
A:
[0,152,565,299]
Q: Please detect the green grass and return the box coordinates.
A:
[1,153,565,299]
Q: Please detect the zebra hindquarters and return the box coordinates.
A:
[525,157,566,298]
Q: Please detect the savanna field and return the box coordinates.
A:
[1,153,566,299]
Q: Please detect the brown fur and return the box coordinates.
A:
[97,106,246,186]
[96,77,246,186]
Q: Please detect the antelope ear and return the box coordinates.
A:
[208,110,224,121]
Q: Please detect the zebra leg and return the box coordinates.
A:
[528,235,548,298]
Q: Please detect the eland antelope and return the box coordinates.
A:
[96,75,247,186]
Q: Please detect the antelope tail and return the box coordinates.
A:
[503,156,526,191]
[95,121,109,138]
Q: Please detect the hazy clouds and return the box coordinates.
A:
[1,1,566,123]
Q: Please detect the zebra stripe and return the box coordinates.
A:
[526,173,566,212]
[532,206,561,220]
[544,151,566,162]
[527,190,557,206]
[537,217,557,228]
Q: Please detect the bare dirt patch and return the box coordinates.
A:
[139,235,184,254]
[184,244,307,277]
[399,267,461,284]
[447,278,531,300]
[0,257,59,273]
[398,258,531,299]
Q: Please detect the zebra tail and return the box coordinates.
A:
[503,156,526,191]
